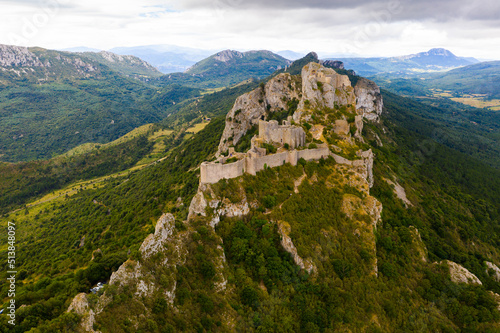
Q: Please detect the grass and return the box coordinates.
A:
[450,96,500,110]
[61,124,155,158]
[186,122,209,134]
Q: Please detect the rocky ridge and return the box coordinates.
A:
[0,44,43,67]
[0,44,160,81]
[217,61,382,156]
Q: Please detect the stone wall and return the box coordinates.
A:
[200,159,245,184]
[258,120,305,149]
[201,146,332,184]
[246,151,290,175]
[297,147,330,161]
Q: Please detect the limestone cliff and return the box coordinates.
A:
[445,260,483,285]
[354,77,383,122]
[295,62,355,118]
[217,61,383,156]
[217,73,299,155]
[0,44,43,67]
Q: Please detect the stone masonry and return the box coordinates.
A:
[201,119,326,184]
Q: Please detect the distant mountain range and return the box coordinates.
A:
[0,44,161,81]
[375,60,500,100]
[109,45,216,74]
[331,48,480,77]
[156,49,291,88]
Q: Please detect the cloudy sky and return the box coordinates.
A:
[1,0,499,59]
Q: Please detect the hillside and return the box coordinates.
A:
[76,51,162,78]
[2,59,499,332]
[0,44,202,162]
[0,45,161,82]
[373,61,500,112]
[333,48,479,77]
[157,50,291,88]
[424,61,500,99]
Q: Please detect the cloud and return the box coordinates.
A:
[0,0,498,59]
[175,0,500,23]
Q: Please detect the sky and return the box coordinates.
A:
[0,0,499,59]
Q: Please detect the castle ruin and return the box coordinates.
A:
[200,119,328,184]
[258,118,306,149]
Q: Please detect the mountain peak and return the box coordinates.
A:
[424,48,456,57]
[213,50,244,62]
[306,51,319,60]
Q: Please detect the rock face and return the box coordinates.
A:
[322,60,345,70]
[213,50,244,62]
[409,226,427,262]
[445,260,482,285]
[139,213,176,258]
[277,221,315,273]
[384,178,413,207]
[218,88,266,155]
[0,44,43,67]
[217,73,299,155]
[297,62,355,113]
[264,73,300,112]
[67,293,100,333]
[217,62,383,156]
[354,77,383,122]
[485,261,500,282]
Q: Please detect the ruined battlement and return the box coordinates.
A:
[201,119,317,184]
[200,146,330,184]
[258,118,306,149]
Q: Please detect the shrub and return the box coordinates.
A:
[262,195,276,208]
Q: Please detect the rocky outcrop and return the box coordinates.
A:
[334,120,350,136]
[354,77,383,122]
[213,50,244,62]
[384,178,413,207]
[277,221,315,273]
[218,88,266,155]
[445,260,482,285]
[485,261,500,282]
[0,44,43,67]
[356,149,375,188]
[217,73,299,155]
[67,293,100,333]
[296,62,355,116]
[139,213,175,258]
[409,226,427,262]
[322,60,344,70]
[217,62,383,156]
[188,187,208,220]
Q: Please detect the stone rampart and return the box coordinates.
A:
[201,146,333,184]
[200,159,245,184]
[246,151,290,175]
[297,147,330,161]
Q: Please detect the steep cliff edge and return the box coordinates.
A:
[217,61,382,156]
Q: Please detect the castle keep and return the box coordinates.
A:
[200,119,327,184]
[258,119,305,149]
